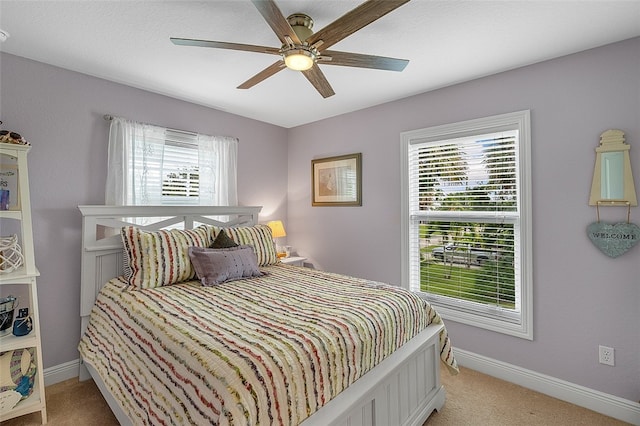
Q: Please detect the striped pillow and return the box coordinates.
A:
[222,224,278,266]
[121,225,213,289]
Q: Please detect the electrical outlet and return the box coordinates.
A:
[599,345,614,366]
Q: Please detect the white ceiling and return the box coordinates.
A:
[1,1,639,128]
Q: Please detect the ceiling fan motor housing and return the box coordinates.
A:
[287,14,314,42]
[280,13,318,70]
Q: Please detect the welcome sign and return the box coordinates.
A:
[587,222,640,258]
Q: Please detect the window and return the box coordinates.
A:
[106,117,237,207]
[153,130,200,205]
[401,110,532,339]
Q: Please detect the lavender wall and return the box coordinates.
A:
[287,38,640,401]
[0,53,289,369]
[1,37,638,404]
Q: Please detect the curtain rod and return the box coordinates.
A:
[103,114,197,136]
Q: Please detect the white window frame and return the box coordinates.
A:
[400,110,533,339]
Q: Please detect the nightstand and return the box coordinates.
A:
[280,256,307,267]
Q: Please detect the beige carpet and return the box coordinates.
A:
[426,367,629,425]
[1,366,628,425]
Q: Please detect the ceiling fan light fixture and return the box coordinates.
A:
[282,48,315,71]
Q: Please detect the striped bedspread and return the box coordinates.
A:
[79,264,457,425]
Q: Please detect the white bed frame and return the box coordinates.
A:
[78,205,446,426]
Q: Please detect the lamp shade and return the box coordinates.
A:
[267,220,286,238]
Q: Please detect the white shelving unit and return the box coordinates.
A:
[0,143,47,424]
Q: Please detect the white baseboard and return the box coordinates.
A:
[42,352,640,425]
[43,358,79,387]
[454,348,640,425]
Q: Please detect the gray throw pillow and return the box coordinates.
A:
[188,245,264,286]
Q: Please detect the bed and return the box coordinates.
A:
[77,205,458,426]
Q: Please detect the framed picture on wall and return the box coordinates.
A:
[0,160,19,211]
[312,153,362,206]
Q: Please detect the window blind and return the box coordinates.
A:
[161,130,200,204]
[408,130,522,322]
[128,129,200,205]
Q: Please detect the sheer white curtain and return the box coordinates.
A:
[197,133,238,206]
[105,117,238,206]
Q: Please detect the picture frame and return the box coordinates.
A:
[312,153,362,206]
[0,162,19,211]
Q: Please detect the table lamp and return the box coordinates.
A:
[267,220,287,258]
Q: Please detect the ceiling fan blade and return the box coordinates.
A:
[302,65,335,98]
[251,0,301,45]
[320,50,408,71]
[306,0,410,51]
[237,60,286,89]
[171,37,281,55]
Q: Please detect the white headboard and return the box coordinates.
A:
[78,205,262,332]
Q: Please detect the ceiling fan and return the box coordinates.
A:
[170,0,411,98]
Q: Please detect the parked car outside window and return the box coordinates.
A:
[431,244,497,266]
